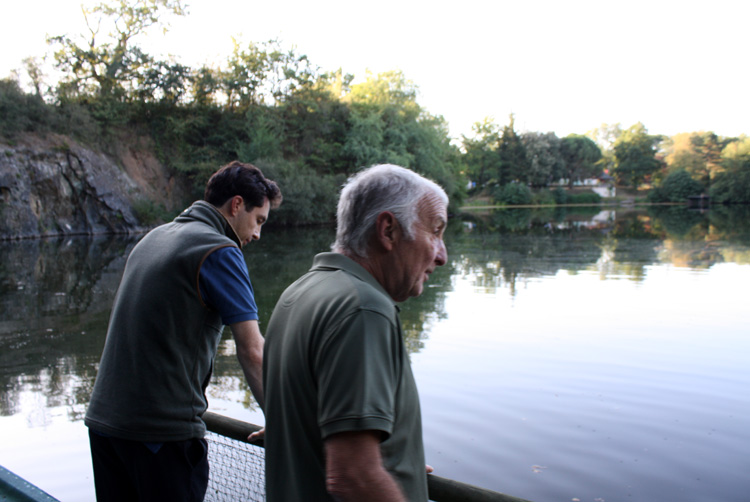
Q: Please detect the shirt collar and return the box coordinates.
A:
[310,252,399,310]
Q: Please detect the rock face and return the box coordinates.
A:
[0,134,189,240]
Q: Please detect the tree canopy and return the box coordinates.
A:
[560,134,602,188]
[613,123,663,188]
[2,0,749,216]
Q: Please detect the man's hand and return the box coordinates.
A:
[248,427,265,442]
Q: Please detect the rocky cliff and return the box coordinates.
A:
[0,133,190,240]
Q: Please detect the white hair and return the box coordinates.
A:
[332,164,448,258]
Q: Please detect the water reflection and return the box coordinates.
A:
[455,205,750,293]
[1,205,749,421]
[0,236,138,419]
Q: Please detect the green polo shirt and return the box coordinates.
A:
[264,252,428,501]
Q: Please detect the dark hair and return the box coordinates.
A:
[204,161,282,210]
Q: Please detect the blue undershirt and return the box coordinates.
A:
[199,246,259,325]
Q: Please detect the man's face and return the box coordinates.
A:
[387,192,448,302]
[234,198,270,246]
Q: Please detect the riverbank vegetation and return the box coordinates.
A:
[1,0,748,226]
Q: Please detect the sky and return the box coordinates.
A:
[2,0,748,142]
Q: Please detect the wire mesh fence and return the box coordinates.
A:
[201,411,531,502]
[205,430,266,502]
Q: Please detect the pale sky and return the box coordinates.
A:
[2,0,748,141]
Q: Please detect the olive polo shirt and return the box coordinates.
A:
[263,252,428,501]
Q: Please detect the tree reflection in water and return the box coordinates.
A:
[1,205,750,420]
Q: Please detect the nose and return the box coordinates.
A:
[435,239,447,267]
[253,227,261,241]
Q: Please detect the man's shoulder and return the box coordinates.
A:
[305,267,394,321]
[310,253,393,305]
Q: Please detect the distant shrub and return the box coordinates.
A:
[494,182,533,205]
[532,189,556,205]
[552,187,569,204]
[649,169,705,203]
[710,160,750,204]
[568,192,602,204]
[132,199,170,226]
[0,78,52,137]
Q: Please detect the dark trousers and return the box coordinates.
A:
[89,430,209,502]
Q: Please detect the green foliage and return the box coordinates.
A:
[488,208,533,232]
[648,169,705,203]
[0,78,52,137]
[710,156,750,204]
[662,131,728,187]
[613,123,663,188]
[279,77,350,173]
[521,131,564,187]
[462,118,501,189]
[567,192,602,204]
[132,198,170,225]
[552,187,569,204]
[560,134,603,187]
[27,0,747,229]
[532,189,556,205]
[707,137,750,204]
[253,159,344,226]
[238,107,283,161]
[48,0,187,101]
[648,206,706,238]
[493,183,533,205]
[222,39,317,109]
[497,114,529,186]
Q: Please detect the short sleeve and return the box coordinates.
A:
[199,246,259,325]
[315,308,400,440]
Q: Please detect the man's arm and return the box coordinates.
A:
[230,319,264,411]
[324,430,406,502]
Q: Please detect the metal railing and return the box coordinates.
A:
[202,411,532,502]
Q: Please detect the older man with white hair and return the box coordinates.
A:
[263,164,448,501]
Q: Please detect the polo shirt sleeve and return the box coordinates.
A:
[316,308,400,440]
[199,246,259,325]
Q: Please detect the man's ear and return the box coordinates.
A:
[374,211,400,251]
[230,195,244,216]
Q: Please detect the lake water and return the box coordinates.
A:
[1,205,749,502]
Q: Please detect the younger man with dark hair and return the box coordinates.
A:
[85,161,281,502]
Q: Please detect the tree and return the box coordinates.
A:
[48,0,187,101]
[341,71,421,169]
[663,131,726,187]
[648,169,705,202]
[663,133,705,173]
[587,123,623,152]
[496,114,528,186]
[710,136,750,204]
[520,131,564,187]
[277,70,352,173]
[220,39,316,110]
[189,66,220,107]
[131,59,191,104]
[690,131,725,186]
[612,123,663,188]
[587,123,622,176]
[560,134,602,187]
[462,118,501,189]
